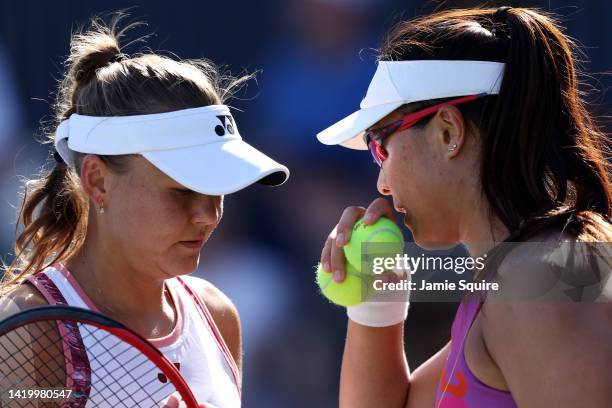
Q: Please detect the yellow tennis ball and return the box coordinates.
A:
[343,217,404,273]
[315,263,369,307]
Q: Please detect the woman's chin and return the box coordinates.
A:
[164,257,200,277]
[411,227,458,250]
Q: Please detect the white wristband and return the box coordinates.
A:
[346,267,411,327]
[347,300,409,327]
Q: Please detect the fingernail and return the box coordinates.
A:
[333,270,341,282]
[323,262,331,272]
[364,213,374,223]
[336,233,345,246]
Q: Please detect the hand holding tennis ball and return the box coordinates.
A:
[316,216,404,306]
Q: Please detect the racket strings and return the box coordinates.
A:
[0,321,66,387]
[0,319,186,407]
[80,325,169,407]
[79,328,147,407]
[82,328,140,404]
[1,321,67,407]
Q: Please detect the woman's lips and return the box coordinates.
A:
[179,239,204,249]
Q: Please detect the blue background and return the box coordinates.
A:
[0,1,610,406]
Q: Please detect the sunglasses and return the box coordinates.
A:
[364,93,485,166]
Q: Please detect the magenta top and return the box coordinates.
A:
[434,300,517,408]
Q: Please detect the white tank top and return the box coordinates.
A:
[26,264,241,408]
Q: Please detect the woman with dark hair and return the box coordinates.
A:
[0,15,289,407]
[318,7,611,407]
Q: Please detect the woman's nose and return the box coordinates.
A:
[377,170,392,196]
[191,195,223,225]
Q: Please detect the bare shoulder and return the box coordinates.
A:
[180,276,242,375]
[180,276,240,323]
[0,281,48,320]
[490,227,612,303]
[486,229,612,331]
[481,288,612,404]
[480,235,612,406]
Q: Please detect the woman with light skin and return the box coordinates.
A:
[0,17,288,407]
[318,7,612,408]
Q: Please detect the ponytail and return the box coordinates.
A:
[0,15,126,295]
[1,161,88,294]
[479,8,612,240]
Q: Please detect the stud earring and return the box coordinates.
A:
[99,203,105,214]
[448,144,458,152]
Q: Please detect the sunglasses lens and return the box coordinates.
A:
[367,140,380,166]
[368,139,386,166]
[375,143,388,163]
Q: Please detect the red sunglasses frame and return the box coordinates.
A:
[364,93,485,166]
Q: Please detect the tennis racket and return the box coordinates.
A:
[0,305,199,407]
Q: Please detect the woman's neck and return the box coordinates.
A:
[64,236,175,337]
[459,200,510,258]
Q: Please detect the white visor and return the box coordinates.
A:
[55,105,289,195]
[317,60,505,150]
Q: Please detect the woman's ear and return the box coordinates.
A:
[432,105,467,158]
[80,155,110,208]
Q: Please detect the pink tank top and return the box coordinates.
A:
[434,300,517,408]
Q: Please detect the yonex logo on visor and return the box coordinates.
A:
[215,115,235,136]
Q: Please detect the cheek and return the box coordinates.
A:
[387,142,447,218]
[403,140,446,189]
[386,142,425,193]
[108,186,187,249]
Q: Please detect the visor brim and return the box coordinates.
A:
[142,139,289,195]
[316,103,402,150]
